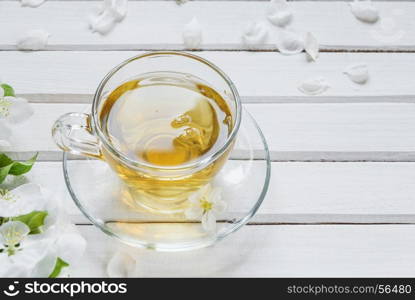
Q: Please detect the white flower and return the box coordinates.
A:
[0,184,48,218]
[182,17,202,49]
[0,221,30,256]
[184,184,226,233]
[0,94,34,146]
[0,182,86,277]
[16,30,50,51]
[0,220,86,277]
[0,96,33,124]
[0,221,53,277]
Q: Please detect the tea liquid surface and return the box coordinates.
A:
[99,72,233,167]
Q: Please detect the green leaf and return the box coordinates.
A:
[12,211,48,234]
[0,164,13,184]
[1,83,15,97]
[9,153,38,176]
[49,257,69,278]
[0,153,14,168]
[0,153,38,183]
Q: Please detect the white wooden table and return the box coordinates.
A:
[2,0,415,277]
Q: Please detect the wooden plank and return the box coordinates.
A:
[19,160,415,224]
[2,51,415,103]
[5,102,415,161]
[0,1,414,50]
[71,224,415,277]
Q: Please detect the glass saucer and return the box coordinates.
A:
[63,109,271,251]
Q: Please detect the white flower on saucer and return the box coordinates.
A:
[185,184,226,233]
[0,221,53,277]
[0,184,47,218]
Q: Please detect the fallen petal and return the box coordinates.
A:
[298,77,330,95]
[266,0,292,27]
[242,21,268,49]
[344,63,369,84]
[183,17,202,49]
[276,30,304,55]
[16,29,50,51]
[20,0,45,8]
[88,0,128,35]
[107,251,137,277]
[304,32,319,61]
[108,0,128,22]
[350,0,379,23]
[89,11,117,35]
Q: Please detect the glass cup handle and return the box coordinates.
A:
[52,112,102,159]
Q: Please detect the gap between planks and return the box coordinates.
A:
[9,152,415,163]
[21,95,415,105]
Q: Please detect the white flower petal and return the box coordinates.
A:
[266,0,292,27]
[304,32,319,61]
[187,184,209,204]
[184,205,204,220]
[108,0,128,22]
[0,256,31,277]
[276,30,304,55]
[107,251,137,277]
[298,77,330,96]
[88,0,127,35]
[183,17,202,49]
[201,211,217,233]
[16,29,50,51]
[10,237,52,275]
[0,221,30,246]
[350,0,379,23]
[0,139,11,147]
[209,187,222,204]
[213,200,227,215]
[242,21,268,49]
[20,0,46,8]
[31,251,58,277]
[5,97,34,124]
[0,183,47,218]
[89,11,117,35]
[0,120,12,142]
[55,232,87,264]
[343,63,369,84]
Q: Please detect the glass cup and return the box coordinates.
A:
[52,52,241,214]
